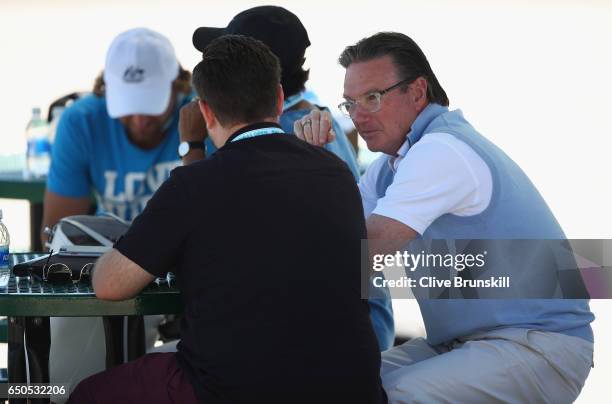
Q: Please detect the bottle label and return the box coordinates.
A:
[0,246,8,269]
[27,137,51,156]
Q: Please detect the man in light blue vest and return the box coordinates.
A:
[295,32,594,403]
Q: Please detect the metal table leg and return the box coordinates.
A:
[102,316,124,369]
[24,316,50,404]
[126,316,145,361]
[24,317,50,382]
[7,316,26,404]
[102,315,146,368]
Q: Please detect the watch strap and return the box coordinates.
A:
[178,140,205,157]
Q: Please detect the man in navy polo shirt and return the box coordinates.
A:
[178,5,394,352]
[179,4,395,352]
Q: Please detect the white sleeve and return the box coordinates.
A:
[358,155,387,218]
[372,133,492,234]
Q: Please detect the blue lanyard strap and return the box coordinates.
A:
[230,127,285,143]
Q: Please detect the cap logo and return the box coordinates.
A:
[123,66,145,83]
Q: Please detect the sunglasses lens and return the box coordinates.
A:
[46,263,72,283]
[79,263,95,282]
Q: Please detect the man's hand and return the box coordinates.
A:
[179,100,207,164]
[179,100,207,141]
[293,108,336,147]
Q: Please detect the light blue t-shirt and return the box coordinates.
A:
[47,94,190,221]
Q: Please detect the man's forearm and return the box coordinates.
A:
[93,248,154,301]
[366,214,418,274]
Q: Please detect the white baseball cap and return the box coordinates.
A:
[104,28,179,118]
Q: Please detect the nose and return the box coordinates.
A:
[350,105,370,126]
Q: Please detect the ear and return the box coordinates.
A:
[275,85,284,117]
[198,99,216,131]
[411,77,429,111]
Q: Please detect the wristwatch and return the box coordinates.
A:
[178,141,205,157]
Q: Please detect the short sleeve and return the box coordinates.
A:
[47,108,92,197]
[114,168,195,277]
[373,134,489,234]
[358,155,387,218]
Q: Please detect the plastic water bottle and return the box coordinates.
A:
[0,209,10,269]
[25,107,51,177]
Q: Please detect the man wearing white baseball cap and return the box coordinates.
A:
[42,27,193,401]
[43,27,192,231]
[104,28,180,118]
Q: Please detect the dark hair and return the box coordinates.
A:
[93,66,192,97]
[192,35,281,126]
[282,62,310,97]
[282,59,309,98]
[339,32,449,106]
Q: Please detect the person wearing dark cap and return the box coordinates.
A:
[185,6,359,180]
[68,35,386,404]
[181,4,395,352]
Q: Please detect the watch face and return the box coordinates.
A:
[178,141,189,157]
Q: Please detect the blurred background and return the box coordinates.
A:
[0,0,611,401]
